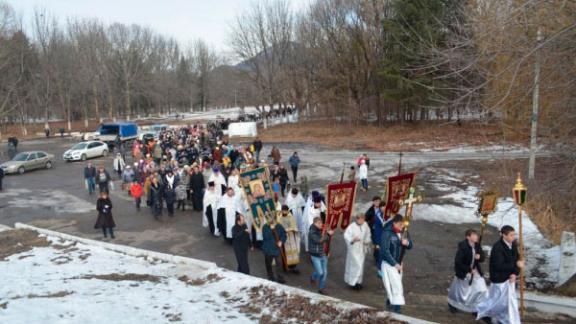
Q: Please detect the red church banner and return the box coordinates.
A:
[325,181,357,232]
[384,173,415,220]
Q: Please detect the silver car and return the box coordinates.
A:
[0,151,54,175]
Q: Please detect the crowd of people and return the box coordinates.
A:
[81,122,524,322]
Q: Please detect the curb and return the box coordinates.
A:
[14,223,217,271]
[524,292,576,318]
[11,223,432,323]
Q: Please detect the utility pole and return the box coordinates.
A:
[528,27,543,180]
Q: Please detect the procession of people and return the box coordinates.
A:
[80,122,527,322]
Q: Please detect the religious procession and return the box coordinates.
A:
[80,122,532,324]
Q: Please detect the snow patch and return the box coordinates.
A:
[0,188,94,214]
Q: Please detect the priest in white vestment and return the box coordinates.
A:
[202,181,221,236]
[208,167,227,196]
[217,187,245,243]
[285,188,306,234]
[344,214,372,290]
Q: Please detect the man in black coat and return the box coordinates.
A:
[253,138,263,162]
[364,196,384,274]
[95,192,116,239]
[447,229,488,313]
[476,225,525,324]
[189,165,205,211]
[84,162,97,195]
[232,214,251,275]
[0,167,4,191]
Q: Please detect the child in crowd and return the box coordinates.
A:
[129,180,143,210]
[176,182,187,211]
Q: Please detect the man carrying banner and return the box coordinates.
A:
[344,214,372,290]
[476,225,524,324]
[448,229,488,313]
[302,193,326,252]
[308,216,334,295]
[380,214,413,313]
[277,205,300,273]
[202,181,220,236]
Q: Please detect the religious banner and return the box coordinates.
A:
[383,173,416,220]
[239,167,276,233]
[325,181,357,232]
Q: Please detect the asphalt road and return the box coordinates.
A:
[0,137,568,323]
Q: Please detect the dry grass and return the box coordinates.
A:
[253,120,520,151]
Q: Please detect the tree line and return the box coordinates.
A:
[1,0,574,138]
[0,3,258,135]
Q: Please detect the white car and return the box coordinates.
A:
[63,141,109,161]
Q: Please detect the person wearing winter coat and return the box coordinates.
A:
[112,153,125,178]
[253,138,263,162]
[163,169,178,216]
[0,167,4,191]
[262,219,287,284]
[308,217,334,295]
[270,146,281,165]
[476,226,524,324]
[380,215,413,313]
[95,192,116,239]
[121,166,135,191]
[148,176,163,220]
[129,180,143,210]
[448,229,488,313]
[358,160,368,191]
[96,167,111,193]
[278,165,289,198]
[232,214,251,275]
[84,162,97,195]
[288,152,300,183]
[175,183,187,211]
[189,165,205,211]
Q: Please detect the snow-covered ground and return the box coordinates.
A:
[414,169,560,289]
[0,229,416,324]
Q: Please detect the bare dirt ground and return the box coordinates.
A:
[0,229,50,261]
[254,121,523,152]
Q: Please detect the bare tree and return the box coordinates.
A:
[229,0,294,128]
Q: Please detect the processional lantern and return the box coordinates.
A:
[512,172,527,318]
[512,173,527,206]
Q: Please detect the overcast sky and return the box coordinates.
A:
[7,0,311,55]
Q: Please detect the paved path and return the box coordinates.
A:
[0,137,568,323]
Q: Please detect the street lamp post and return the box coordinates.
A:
[512,172,527,317]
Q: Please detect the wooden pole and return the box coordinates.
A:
[397,152,403,175]
[518,205,525,317]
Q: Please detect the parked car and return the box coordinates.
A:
[138,131,157,143]
[63,141,109,161]
[0,151,54,175]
